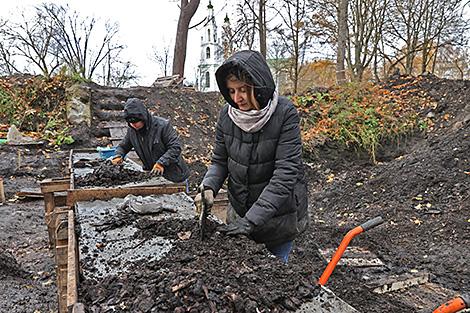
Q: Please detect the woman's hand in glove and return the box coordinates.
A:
[219,217,254,236]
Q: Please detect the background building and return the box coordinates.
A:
[196,1,224,92]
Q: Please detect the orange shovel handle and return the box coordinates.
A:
[318,216,383,286]
[433,295,469,313]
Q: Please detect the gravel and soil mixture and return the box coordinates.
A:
[74,159,154,188]
[0,75,468,312]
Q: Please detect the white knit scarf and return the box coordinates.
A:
[228,91,278,133]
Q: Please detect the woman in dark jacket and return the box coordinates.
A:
[195,50,308,263]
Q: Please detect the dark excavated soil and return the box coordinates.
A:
[0,75,468,313]
[80,218,324,313]
[74,159,153,188]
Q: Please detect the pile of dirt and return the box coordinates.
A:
[74,159,153,188]
[0,249,26,279]
[306,75,469,311]
[0,74,468,313]
[79,218,323,312]
[0,198,58,313]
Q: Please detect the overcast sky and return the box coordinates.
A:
[1,0,228,86]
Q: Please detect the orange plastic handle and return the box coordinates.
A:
[317,216,384,286]
[433,297,467,313]
[318,225,363,286]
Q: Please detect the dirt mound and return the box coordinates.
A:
[80,218,322,312]
[0,249,27,279]
[306,75,469,311]
[0,145,68,199]
[74,159,153,188]
[0,75,468,313]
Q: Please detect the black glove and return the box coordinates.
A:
[219,217,254,236]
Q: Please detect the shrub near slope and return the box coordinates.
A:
[295,79,435,163]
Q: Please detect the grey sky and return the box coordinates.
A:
[1,0,227,86]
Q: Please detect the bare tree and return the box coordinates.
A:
[40,3,124,80]
[259,0,267,57]
[384,0,468,76]
[0,10,60,78]
[151,43,173,77]
[433,45,470,79]
[428,1,469,74]
[272,0,312,93]
[267,34,290,91]
[346,0,387,81]
[227,0,278,56]
[231,1,258,51]
[236,0,268,57]
[102,60,139,87]
[386,0,427,75]
[100,42,138,87]
[336,0,348,84]
[172,0,200,78]
[0,19,20,75]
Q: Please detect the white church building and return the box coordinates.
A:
[196,1,224,92]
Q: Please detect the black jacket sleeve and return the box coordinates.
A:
[156,121,182,167]
[115,129,133,157]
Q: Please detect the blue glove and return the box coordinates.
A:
[219,217,254,236]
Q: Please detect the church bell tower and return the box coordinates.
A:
[196,0,223,92]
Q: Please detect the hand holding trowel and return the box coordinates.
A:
[194,185,214,240]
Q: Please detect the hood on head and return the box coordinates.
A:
[215,50,275,109]
[124,98,150,125]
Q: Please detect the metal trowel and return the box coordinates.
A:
[199,185,209,240]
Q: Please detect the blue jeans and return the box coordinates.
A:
[184,179,189,193]
[267,240,293,264]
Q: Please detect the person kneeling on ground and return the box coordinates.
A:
[112,98,190,185]
[194,50,309,263]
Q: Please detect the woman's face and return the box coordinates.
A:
[227,79,255,111]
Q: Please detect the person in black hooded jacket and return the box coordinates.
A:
[194,50,308,263]
[112,98,189,184]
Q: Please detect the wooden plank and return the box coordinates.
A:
[102,121,127,129]
[68,149,74,178]
[55,194,67,207]
[368,272,430,294]
[16,188,43,199]
[318,246,384,267]
[0,177,6,203]
[70,148,97,153]
[44,192,56,249]
[58,267,68,313]
[66,184,186,206]
[56,220,69,313]
[40,178,71,193]
[43,193,55,215]
[67,210,78,309]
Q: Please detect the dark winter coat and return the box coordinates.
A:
[115,98,189,183]
[203,50,309,247]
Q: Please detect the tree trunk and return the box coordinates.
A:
[172,0,200,78]
[336,0,348,84]
[259,0,267,58]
